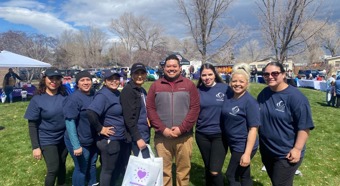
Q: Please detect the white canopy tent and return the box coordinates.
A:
[0,50,51,67]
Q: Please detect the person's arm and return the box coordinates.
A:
[286,129,310,163]
[120,86,142,141]
[28,120,40,149]
[240,127,258,167]
[28,120,42,160]
[65,119,81,150]
[177,82,200,134]
[14,73,22,81]
[87,109,114,137]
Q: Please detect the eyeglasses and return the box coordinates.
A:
[263,71,281,78]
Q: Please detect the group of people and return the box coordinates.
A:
[195,61,314,186]
[326,74,340,107]
[24,54,314,186]
[24,63,150,186]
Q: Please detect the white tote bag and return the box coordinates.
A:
[122,145,163,186]
[1,92,6,103]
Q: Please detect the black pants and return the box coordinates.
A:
[336,95,340,107]
[260,148,302,186]
[41,143,68,186]
[195,132,227,186]
[97,139,122,186]
[226,150,257,186]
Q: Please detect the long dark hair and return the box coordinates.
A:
[197,63,223,87]
[36,76,67,96]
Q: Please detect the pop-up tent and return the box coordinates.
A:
[0,50,51,67]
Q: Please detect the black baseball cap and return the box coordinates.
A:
[45,68,62,77]
[103,71,121,80]
[131,63,147,74]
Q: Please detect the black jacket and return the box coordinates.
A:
[120,81,147,141]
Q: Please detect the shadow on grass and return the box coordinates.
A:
[253,178,265,186]
[316,101,335,107]
[189,163,265,186]
[66,166,74,185]
[190,163,205,186]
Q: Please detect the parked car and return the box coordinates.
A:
[298,69,319,79]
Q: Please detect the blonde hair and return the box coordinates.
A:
[232,63,251,81]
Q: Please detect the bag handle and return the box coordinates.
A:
[138,144,155,160]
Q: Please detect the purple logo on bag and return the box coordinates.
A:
[129,167,149,185]
[137,170,147,179]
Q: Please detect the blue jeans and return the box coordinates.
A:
[4,85,13,102]
[65,137,98,186]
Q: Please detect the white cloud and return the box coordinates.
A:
[0,0,46,10]
[0,6,77,36]
[0,0,339,39]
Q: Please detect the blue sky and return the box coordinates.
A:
[0,0,339,39]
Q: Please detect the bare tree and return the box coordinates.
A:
[212,46,235,64]
[256,0,326,63]
[109,12,136,66]
[177,0,241,63]
[0,30,30,54]
[109,12,166,67]
[237,39,270,63]
[319,23,340,57]
[55,30,79,68]
[56,27,107,68]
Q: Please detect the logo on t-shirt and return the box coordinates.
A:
[216,92,225,101]
[275,100,285,112]
[229,106,240,116]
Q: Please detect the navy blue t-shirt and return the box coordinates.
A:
[24,93,67,146]
[63,89,96,146]
[257,85,314,158]
[221,91,260,152]
[87,86,125,141]
[196,83,231,135]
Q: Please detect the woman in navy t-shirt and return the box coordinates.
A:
[257,62,314,186]
[221,63,260,186]
[196,63,231,186]
[87,72,126,186]
[24,68,68,186]
[63,71,98,186]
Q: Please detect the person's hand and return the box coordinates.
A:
[240,153,251,167]
[170,127,181,138]
[32,148,42,160]
[137,139,147,150]
[286,147,302,163]
[100,126,115,137]
[74,147,83,156]
[162,128,172,138]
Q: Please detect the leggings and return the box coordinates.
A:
[195,132,227,186]
[41,143,68,186]
[226,150,257,186]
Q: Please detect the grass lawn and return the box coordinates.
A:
[0,82,339,185]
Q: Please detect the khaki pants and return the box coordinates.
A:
[154,134,193,186]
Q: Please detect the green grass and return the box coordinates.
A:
[0,83,339,185]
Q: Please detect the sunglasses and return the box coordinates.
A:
[263,71,281,78]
